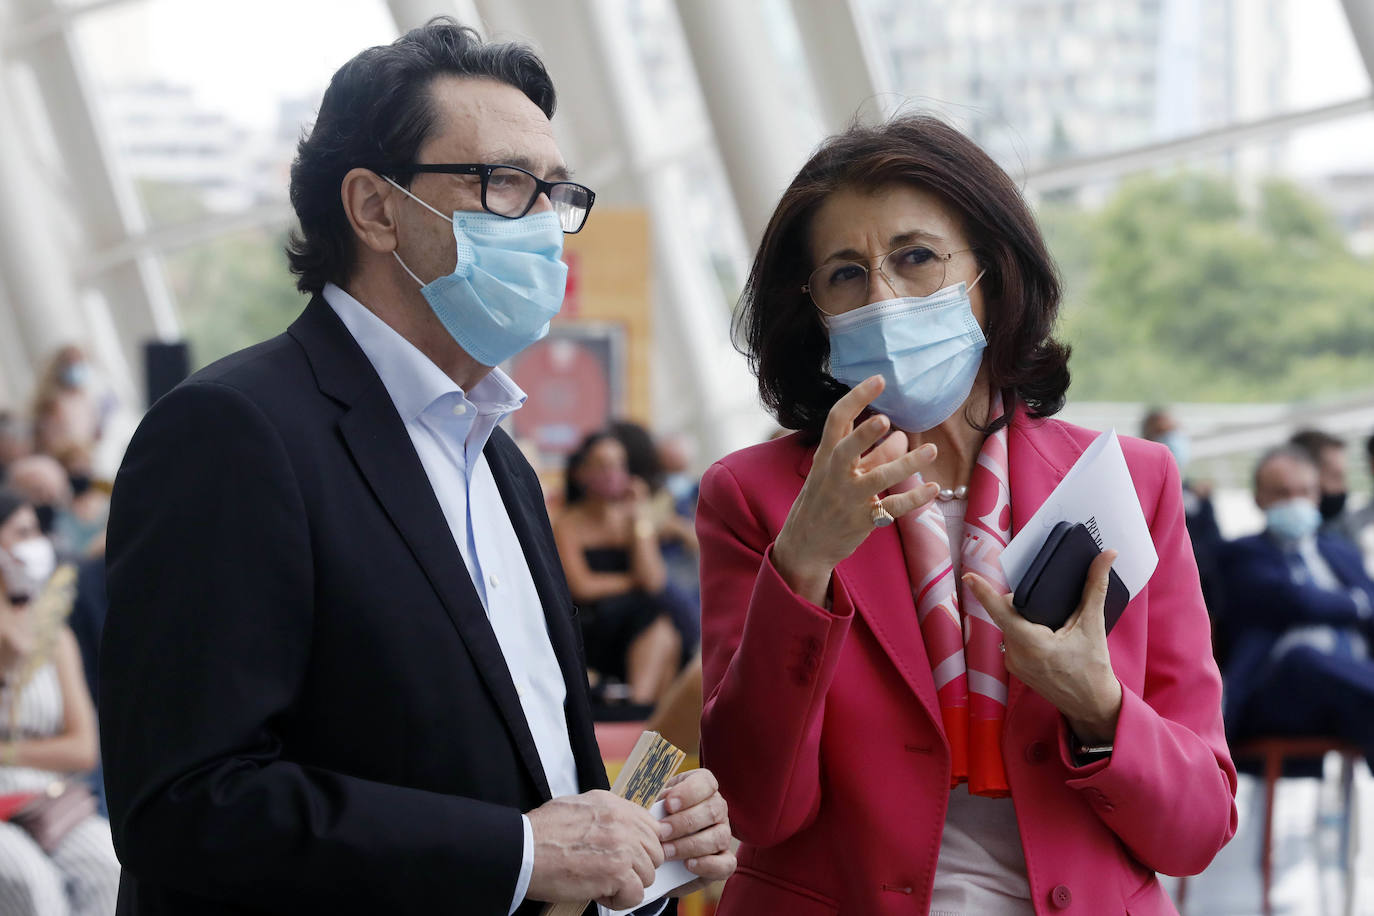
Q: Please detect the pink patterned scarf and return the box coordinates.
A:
[890,400,1013,797]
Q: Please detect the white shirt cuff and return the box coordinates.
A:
[509,813,536,916]
[597,899,671,916]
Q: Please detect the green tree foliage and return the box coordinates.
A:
[164,228,305,369]
[1041,173,1374,403]
[137,180,305,369]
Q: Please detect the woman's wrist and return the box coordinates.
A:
[1065,675,1123,746]
[772,535,833,608]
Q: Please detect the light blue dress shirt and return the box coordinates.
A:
[324,284,576,913]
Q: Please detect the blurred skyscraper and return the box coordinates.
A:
[857,0,1288,175]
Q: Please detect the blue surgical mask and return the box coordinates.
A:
[1159,430,1191,472]
[1266,498,1321,542]
[60,363,89,388]
[825,275,986,432]
[387,178,568,367]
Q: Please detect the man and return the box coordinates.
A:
[100,20,733,915]
[1289,428,1356,543]
[1141,407,1225,649]
[1350,432,1374,570]
[1217,445,1374,763]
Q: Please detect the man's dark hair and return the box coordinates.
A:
[1140,406,1172,441]
[1288,428,1344,462]
[286,18,557,294]
[1253,444,1317,493]
[734,115,1071,438]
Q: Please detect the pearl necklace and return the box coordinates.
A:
[935,485,969,502]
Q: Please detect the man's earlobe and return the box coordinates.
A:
[341,168,398,254]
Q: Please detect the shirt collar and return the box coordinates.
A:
[323,282,526,422]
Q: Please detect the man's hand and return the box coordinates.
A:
[656,769,736,896]
[526,790,665,910]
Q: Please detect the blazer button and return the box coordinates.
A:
[1024,740,1050,765]
[1050,884,1072,908]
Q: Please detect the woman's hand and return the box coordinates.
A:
[773,376,939,606]
[964,550,1124,745]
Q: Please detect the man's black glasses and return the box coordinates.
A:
[402,163,596,233]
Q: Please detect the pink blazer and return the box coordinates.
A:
[698,410,1237,915]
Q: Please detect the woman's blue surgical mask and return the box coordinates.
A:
[387,177,568,367]
[825,274,986,432]
[1265,497,1321,542]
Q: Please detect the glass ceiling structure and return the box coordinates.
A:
[1,0,1372,467]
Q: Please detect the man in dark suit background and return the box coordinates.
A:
[1218,444,1374,762]
[100,20,733,916]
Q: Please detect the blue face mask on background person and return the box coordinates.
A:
[1266,497,1322,541]
[825,274,986,432]
[386,177,568,367]
[1159,430,1191,472]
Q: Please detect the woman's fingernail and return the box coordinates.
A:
[919,443,936,458]
[663,842,677,858]
[687,859,699,871]
[658,821,674,838]
[667,797,682,813]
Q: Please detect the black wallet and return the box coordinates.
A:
[1011,521,1130,633]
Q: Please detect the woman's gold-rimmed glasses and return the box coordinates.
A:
[802,244,975,315]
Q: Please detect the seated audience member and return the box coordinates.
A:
[610,420,700,653]
[0,488,119,916]
[553,433,681,705]
[1142,407,1225,637]
[0,413,31,477]
[657,432,700,520]
[1219,446,1374,765]
[31,346,109,464]
[1350,432,1374,569]
[3,456,72,544]
[1289,428,1356,543]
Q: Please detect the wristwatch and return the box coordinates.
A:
[1072,741,1114,765]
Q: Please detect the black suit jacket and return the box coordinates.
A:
[102,297,608,915]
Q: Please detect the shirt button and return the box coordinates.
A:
[1050,884,1072,908]
[488,573,500,589]
[1025,740,1050,765]
[452,402,468,416]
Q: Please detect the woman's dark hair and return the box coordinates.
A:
[564,432,620,506]
[287,18,557,294]
[608,420,663,493]
[735,115,1071,438]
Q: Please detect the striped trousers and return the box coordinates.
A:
[0,814,120,915]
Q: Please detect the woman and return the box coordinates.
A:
[554,432,682,705]
[31,346,105,462]
[0,488,119,915]
[697,117,1236,915]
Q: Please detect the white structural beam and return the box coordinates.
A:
[6,0,177,403]
[671,0,813,247]
[0,73,87,404]
[1025,94,1374,192]
[788,0,891,133]
[1341,0,1374,87]
[386,0,483,33]
[475,0,768,461]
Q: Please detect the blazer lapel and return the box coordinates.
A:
[485,430,609,792]
[834,526,945,732]
[290,298,553,800]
